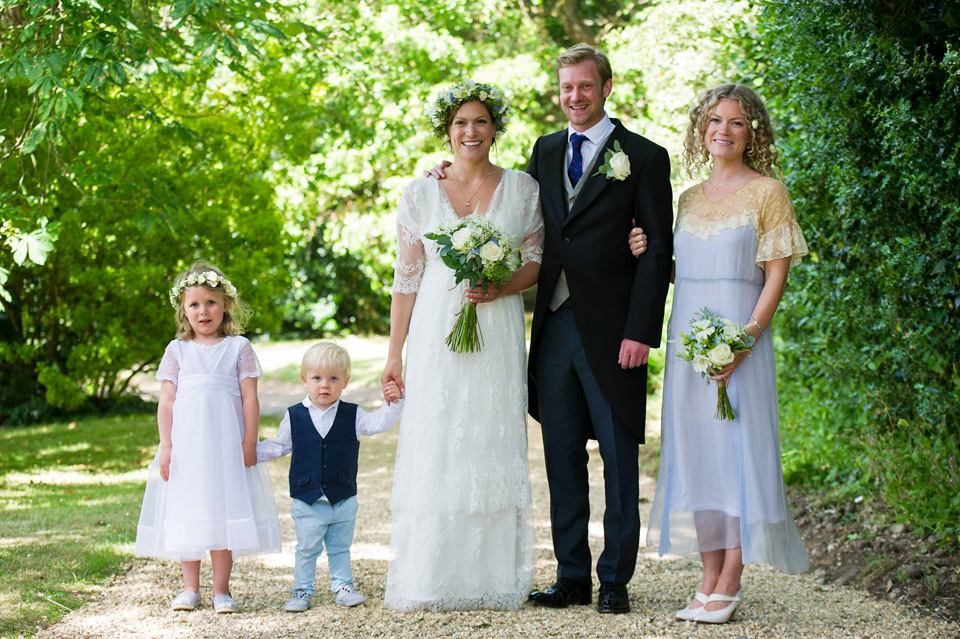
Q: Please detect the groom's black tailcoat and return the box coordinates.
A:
[527,119,673,442]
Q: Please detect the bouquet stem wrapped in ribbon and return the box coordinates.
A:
[424,218,519,353]
[675,307,755,421]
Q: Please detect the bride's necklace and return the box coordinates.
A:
[707,167,748,191]
[451,166,492,207]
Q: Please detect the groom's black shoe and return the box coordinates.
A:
[597,582,630,614]
[528,577,592,608]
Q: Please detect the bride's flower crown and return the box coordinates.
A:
[428,79,510,140]
[169,270,238,308]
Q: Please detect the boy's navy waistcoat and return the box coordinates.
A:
[287,401,359,505]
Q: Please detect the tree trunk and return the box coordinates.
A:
[559,0,596,45]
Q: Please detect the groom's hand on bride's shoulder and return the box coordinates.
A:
[424,160,451,180]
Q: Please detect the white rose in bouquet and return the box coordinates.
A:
[479,240,504,263]
[451,227,473,250]
[722,324,742,341]
[708,343,735,368]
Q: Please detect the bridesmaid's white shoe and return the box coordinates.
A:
[675,591,708,621]
[695,590,740,624]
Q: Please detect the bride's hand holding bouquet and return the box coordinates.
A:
[425,218,519,353]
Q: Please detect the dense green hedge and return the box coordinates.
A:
[749,0,960,541]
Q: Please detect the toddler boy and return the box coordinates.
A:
[258,341,403,611]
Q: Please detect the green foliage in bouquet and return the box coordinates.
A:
[425,219,519,353]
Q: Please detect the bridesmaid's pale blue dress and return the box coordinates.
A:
[646,176,810,574]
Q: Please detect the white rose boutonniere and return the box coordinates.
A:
[593,140,631,181]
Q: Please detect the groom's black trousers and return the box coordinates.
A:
[535,306,641,585]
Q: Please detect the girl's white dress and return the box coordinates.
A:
[646,177,809,574]
[135,335,282,560]
[385,171,543,611]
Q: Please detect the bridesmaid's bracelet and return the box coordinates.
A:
[748,315,764,336]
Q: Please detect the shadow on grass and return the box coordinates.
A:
[1,414,157,638]
[0,415,158,476]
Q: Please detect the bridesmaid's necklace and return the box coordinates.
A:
[451,166,492,207]
[708,167,748,191]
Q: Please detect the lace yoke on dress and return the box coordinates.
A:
[675,177,809,267]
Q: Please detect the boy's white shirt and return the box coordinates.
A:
[257,395,404,464]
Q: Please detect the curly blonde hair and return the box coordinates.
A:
[682,84,780,178]
[170,260,249,339]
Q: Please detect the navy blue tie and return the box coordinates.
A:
[568,133,586,186]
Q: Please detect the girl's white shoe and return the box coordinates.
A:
[695,590,741,624]
[675,591,709,621]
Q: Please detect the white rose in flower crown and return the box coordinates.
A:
[479,240,504,263]
[203,271,219,284]
[708,343,735,368]
[451,227,474,250]
[609,151,631,180]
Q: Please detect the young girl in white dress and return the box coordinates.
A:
[135,261,282,613]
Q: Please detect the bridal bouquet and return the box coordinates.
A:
[424,218,518,353]
[675,308,755,420]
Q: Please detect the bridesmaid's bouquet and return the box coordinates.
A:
[675,308,755,420]
[424,218,519,353]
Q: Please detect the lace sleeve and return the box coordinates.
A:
[237,338,262,380]
[156,341,179,385]
[517,173,544,265]
[392,182,426,294]
[756,181,810,267]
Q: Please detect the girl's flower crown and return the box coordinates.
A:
[169,270,238,308]
[428,79,510,140]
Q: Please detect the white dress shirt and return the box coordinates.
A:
[567,113,615,175]
[257,396,404,465]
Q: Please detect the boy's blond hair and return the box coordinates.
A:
[300,342,351,381]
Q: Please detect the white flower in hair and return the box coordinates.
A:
[427,79,511,140]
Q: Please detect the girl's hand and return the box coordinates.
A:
[628,221,648,257]
[242,440,257,468]
[381,357,405,402]
[464,283,503,304]
[708,350,752,383]
[159,447,172,481]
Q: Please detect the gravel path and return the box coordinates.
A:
[38,341,960,639]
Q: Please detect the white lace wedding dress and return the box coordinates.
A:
[385,169,543,611]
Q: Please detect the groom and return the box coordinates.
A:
[527,44,673,614]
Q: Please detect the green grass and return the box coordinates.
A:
[0,413,283,639]
[0,415,162,638]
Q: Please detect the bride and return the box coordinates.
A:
[379,79,543,611]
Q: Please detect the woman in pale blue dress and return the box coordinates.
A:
[632,84,809,624]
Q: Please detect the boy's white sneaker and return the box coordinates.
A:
[335,584,367,607]
[171,590,200,611]
[285,589,312,612]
